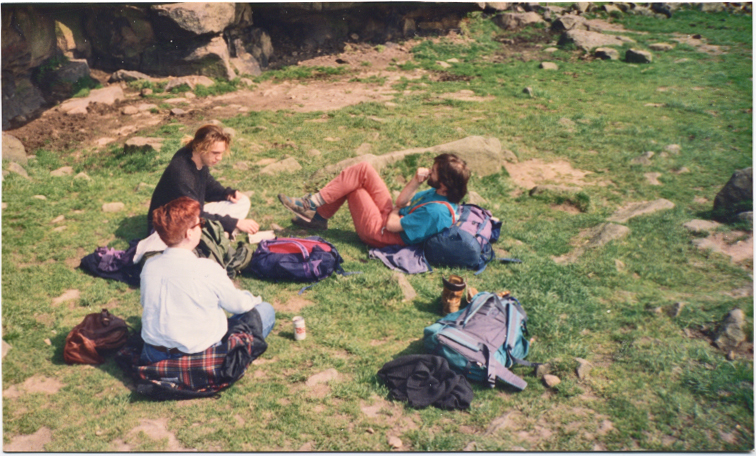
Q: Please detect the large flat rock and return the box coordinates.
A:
[608,199,675,223]
[558,29,634,52]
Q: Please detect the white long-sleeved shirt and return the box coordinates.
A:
[140,248,261,354]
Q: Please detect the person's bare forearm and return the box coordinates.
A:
[394,167,430,208]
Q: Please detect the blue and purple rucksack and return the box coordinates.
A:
[423,204,504,273]
[245,237,345,292]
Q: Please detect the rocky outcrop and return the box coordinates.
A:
[2,6,57,79]
[312,136,507,181]
[2,6,58,129]
[1,2,748,130]
[84,6,156,71]
[492,12,545,30]
[152,3,238,36]
[713,167,753,221]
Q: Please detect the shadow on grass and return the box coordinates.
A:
[115,215,149,242]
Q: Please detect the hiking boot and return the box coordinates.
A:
[441,275,466,316]
[291,216,328,231]
[466,286,478,303]
[278,194,316,222]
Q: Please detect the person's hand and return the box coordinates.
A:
[236,218,259,235]
[415,167,430,183]
[227,191,241,203]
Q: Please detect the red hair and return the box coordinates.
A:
[151,197,201,247]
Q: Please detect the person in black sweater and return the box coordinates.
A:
[135,125,259,262]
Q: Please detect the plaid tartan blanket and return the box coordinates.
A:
[115,310,268,400]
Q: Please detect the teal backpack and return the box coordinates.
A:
[423,291,535,390]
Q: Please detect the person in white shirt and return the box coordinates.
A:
[139,196,275,364]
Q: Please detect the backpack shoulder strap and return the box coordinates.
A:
[408,201,457,225]
[482,344,527,390]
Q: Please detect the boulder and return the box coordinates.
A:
[700,2,725,12]
[165,75,215,91]
[54,12,92,59]
[602,4,622,14]
[492,12,545,30]
[58,85,125,115]
[480,3,511,12]
[713,168,752,221]
[312,136,506,181]
[572,2,593,13]
[141,35,235,80]
[83,6,155,71]
[7,161,29,179]
[50,166,73,177]
[713,309,746,352]
[649,43,674,51]
[626,49,653,63]
[2,6,58,78]
[575,358,592,379]
[152,3,238,36]
[230,55,263,77]
[466,191,488,205]
[552,14,588,33]
[2,133,28,164]
[539,62,559,70]
[49,58,90,84]
[108,69,153,83]
[559,30,631,52]
[2,76,47,129]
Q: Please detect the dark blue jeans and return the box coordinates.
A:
[140,302,276,364]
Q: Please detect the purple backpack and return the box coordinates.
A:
[246,237,345,291]
[423,204,504,273]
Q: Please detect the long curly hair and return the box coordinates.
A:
[181,124,232,157]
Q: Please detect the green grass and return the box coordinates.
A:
[2,6,753,452]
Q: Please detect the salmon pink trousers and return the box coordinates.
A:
[316,162,405,248]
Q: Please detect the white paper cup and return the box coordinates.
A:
[293,316,306,341]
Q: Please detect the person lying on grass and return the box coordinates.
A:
[139,196,275,364]
[278,153,470,248]
[136,124,259,260]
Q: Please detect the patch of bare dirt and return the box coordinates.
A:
[4,427,53,452]
[7,42,430,156]
[276,295,316,313]
[551,202,582,213]
[694,231,753,263]
[3,375,65,399]
[114,418,191,452]
[671,33,729,55]
[503,159,594,190]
